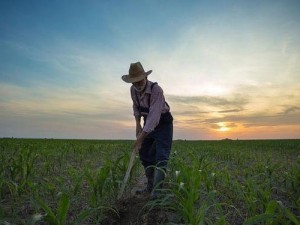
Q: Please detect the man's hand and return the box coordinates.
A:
[133,131,147,152]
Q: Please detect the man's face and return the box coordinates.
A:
[133,78,147,92]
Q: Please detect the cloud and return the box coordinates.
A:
[210,122,238,130]
[217,109,243,113]
[0,81,136,139]
[0,82,132,123]
[282,106,300,114]
[166,94,248,108]
[174,110,211,116]
[203,112,300,128]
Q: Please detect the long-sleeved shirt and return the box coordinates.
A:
[130,80,170,133]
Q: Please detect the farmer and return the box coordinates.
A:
[121,62,173,198]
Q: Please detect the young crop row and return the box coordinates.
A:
[0,139,139,224]
[153,140,300,225]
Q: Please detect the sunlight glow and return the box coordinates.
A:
[219,126,230,132]
[217,122,230,132]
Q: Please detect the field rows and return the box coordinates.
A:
[0,138,299,224]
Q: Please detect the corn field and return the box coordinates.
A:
[0,138,299,225]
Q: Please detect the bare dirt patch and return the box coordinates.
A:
[104,174,180,225]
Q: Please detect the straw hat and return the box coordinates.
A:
[121,62,152,83]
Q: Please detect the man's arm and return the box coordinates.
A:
[142,85,165,133]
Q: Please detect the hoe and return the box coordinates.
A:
[117,149,136,199]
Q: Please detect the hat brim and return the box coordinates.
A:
[121,70,152,83]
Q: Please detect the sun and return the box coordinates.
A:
[219,126,230,132]
[217,122,230,132]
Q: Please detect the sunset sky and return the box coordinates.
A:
[1,0,300,140]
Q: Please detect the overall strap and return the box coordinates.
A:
[151,82,158,89]
[135,89,140,109]
[148,82,158,107]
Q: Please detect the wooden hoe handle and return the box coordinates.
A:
[117,149,136,199]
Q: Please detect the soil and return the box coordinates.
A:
[103,173,181,225]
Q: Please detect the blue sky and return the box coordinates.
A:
[1,0,300,139]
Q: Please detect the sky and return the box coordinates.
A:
[0,0,300,140]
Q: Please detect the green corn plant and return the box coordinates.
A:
[152,157,198,223]
[110,152,139,196]
[7,155,19,183]
[72,174,84,197]
[241,177,265,216]
[85,164,111,207]
[4,147,37,197]
[173,174,202,224]
[35,192,70,225]
[19,147,36,181]
[35,194,119,225]
[286,159,300,209]
[66,166,85,196]
[156,156,226,225]
[243,200,300,225]
[2,180,19,216]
